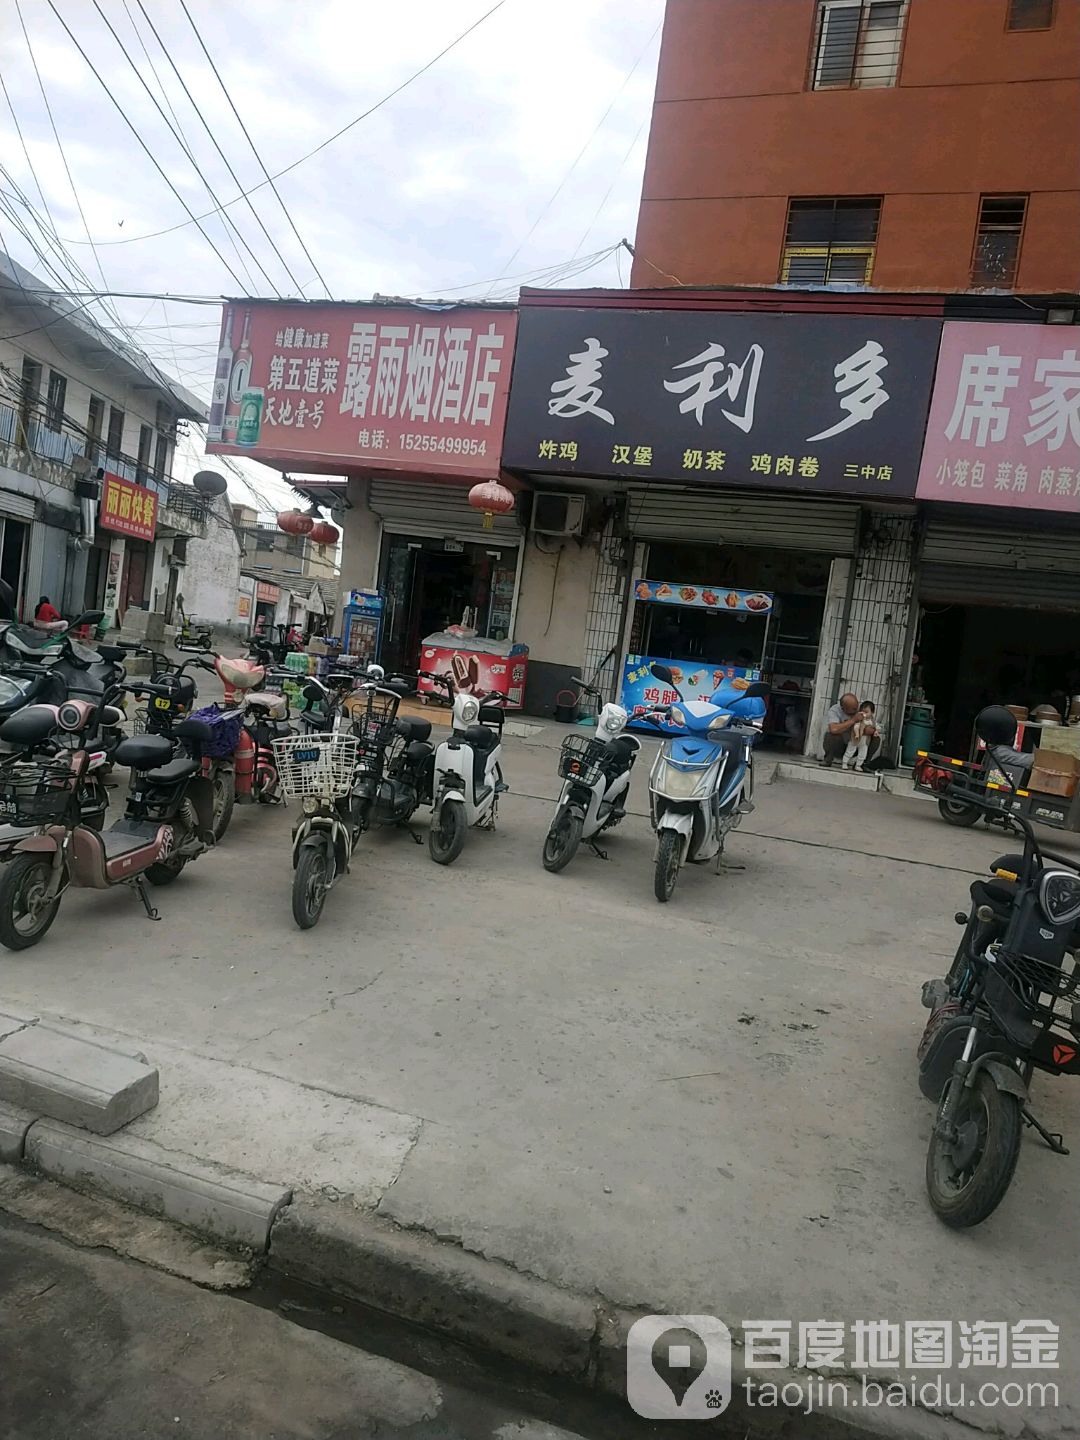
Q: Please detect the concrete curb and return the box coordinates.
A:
[270,1199,597,1378]
[26,1120,292,1252]
[0,1023,158,1134]
[0,1101,37,1163]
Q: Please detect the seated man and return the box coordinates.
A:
[822,692,883,768]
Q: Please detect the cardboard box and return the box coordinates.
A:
[1032,725,1080,763]
[1029,748,1080,798]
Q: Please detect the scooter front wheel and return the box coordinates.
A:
[211,767,236,841]
[654,830,681,903]
[429,799,466,865]
[925,1069,1022,1228]
[0,852,62,951]
[293,845,330,928]
[542,809,582,873]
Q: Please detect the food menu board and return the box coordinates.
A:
[633,580,774,613]
[620,655,761,728]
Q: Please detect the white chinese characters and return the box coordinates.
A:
[549,337,615,425]
[808,340,890,442]
[942,343,1080,452]
[338,321,507,425]
[663,342,764,433]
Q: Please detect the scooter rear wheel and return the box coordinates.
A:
[938,797,981,828]
[0,853,61,951]
[145,856,188,886]
[429,799,466,866]
[542,809,582,873]
[293,845,329,929]
[654,830,681,903]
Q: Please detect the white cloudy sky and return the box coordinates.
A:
[0,0,662,510]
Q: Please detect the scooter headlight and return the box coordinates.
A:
[1038,870,1080,926]
[668,706,686,728]
[458,696,480,725]
[708,713,732,733]
[302,796,319,815]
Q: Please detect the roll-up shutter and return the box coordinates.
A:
[369,479,520,541]
[919,520,1080,612]
[624,485,859,555]
[0,489,37,522]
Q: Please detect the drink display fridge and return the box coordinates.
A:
[341,589,384,664]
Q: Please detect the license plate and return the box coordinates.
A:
[294,749,319,763]
[154,697,171,710]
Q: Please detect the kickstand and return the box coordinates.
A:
[588,840,609,860]
[1023,1108,1069,1154]
[406,826,424,845]
[132,876,160,922]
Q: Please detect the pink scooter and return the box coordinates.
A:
[0,688,215,950]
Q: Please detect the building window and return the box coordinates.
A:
[45,370,67,434]
[155,398,173,435]
[811,0,907,90]
[136,424,153,482]
[971,195,1028,287]
[153,432,169,481]
[87,396,104,461]
[106,406,125,460]
[256,530,276,553]
[781,197,881,286]
[1007,0,1054,29]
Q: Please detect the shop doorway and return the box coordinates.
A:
[0,518,28,616]
[916,604,1080,757]
[640,541,832,750]
[379,533,518,675]
[120,540,150,618]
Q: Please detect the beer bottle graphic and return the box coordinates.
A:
[207,308,235,441]
[223,307,253,442]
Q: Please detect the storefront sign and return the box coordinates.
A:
[633,579,773,613]
[620,655,760,725]
[503,307,941,498]
[255,581,280,603]
[99,473,157,540]
[917,321,1080,513]
[237,593,252,619]
[206,301,517,479]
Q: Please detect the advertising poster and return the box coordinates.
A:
[633,580,773,613]
[620,654,760,729]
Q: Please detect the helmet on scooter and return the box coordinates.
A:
[975,705,1019,748]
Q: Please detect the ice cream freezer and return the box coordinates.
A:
[416,633,529,709]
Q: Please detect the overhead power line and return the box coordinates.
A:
[46,0,248,290]
[59,0,508,249]
[173,0,334,300]
[90,0,279,296]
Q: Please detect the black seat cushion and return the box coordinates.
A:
[971,877,1017,913]
[172,718,214,745]
[115,735,174,770]
[144,756,199,785]
[395,717,432,743]
[0,704,58,746]
[479,704,504,726]
[464,723,498,752]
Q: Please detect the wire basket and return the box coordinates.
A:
[0,758,78,827]
[557,733,607,787]
[347,688,401,753]
[271,732,359,801]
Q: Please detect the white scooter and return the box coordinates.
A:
[646,663,771,903]
[542,677,640,872]
[422,670,507,865]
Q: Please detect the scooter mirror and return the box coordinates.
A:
[742,681,771,699]
[650,663,674,683]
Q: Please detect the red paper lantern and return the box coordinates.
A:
[467,480,515,516]
[309,521,340,546]
[277,509,314,536]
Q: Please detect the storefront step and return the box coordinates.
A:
[770,759,884,794]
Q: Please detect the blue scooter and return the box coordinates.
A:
[645,663,770,902]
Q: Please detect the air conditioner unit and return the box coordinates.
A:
[532,493,585,538]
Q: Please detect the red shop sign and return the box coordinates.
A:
[99,473,157,541]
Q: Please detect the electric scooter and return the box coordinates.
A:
[422,670,507,865]
[645,664,771,903]
[0,687,215,950]
[542,677,639,872]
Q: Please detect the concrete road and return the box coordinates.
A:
[0,1211,588,1440]
[2,724,1078,1432]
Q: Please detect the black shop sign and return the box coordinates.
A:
[502,306,942,499]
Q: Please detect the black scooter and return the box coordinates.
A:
[918,704,1080,1227]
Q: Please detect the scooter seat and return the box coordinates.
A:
[144,756,199,784]
[394,716,432,743]
[171,718,214,746]
[0,704,58,746]
[463,723,498,752]
[246,691,288,719]
[216,655,266,690]
[114,735,174,770]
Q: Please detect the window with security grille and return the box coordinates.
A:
[971,196,1027,288]
[781,198,881,286]
[1007,0,1054,30]
[45,371,66,434]
[811,0,908,90]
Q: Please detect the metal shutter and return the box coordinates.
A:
[920,520,1080,611]
[368,478,520,540]
[624,485,860,554]
[0,489,37,522]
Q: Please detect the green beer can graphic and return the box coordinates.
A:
[236,387,264,447]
